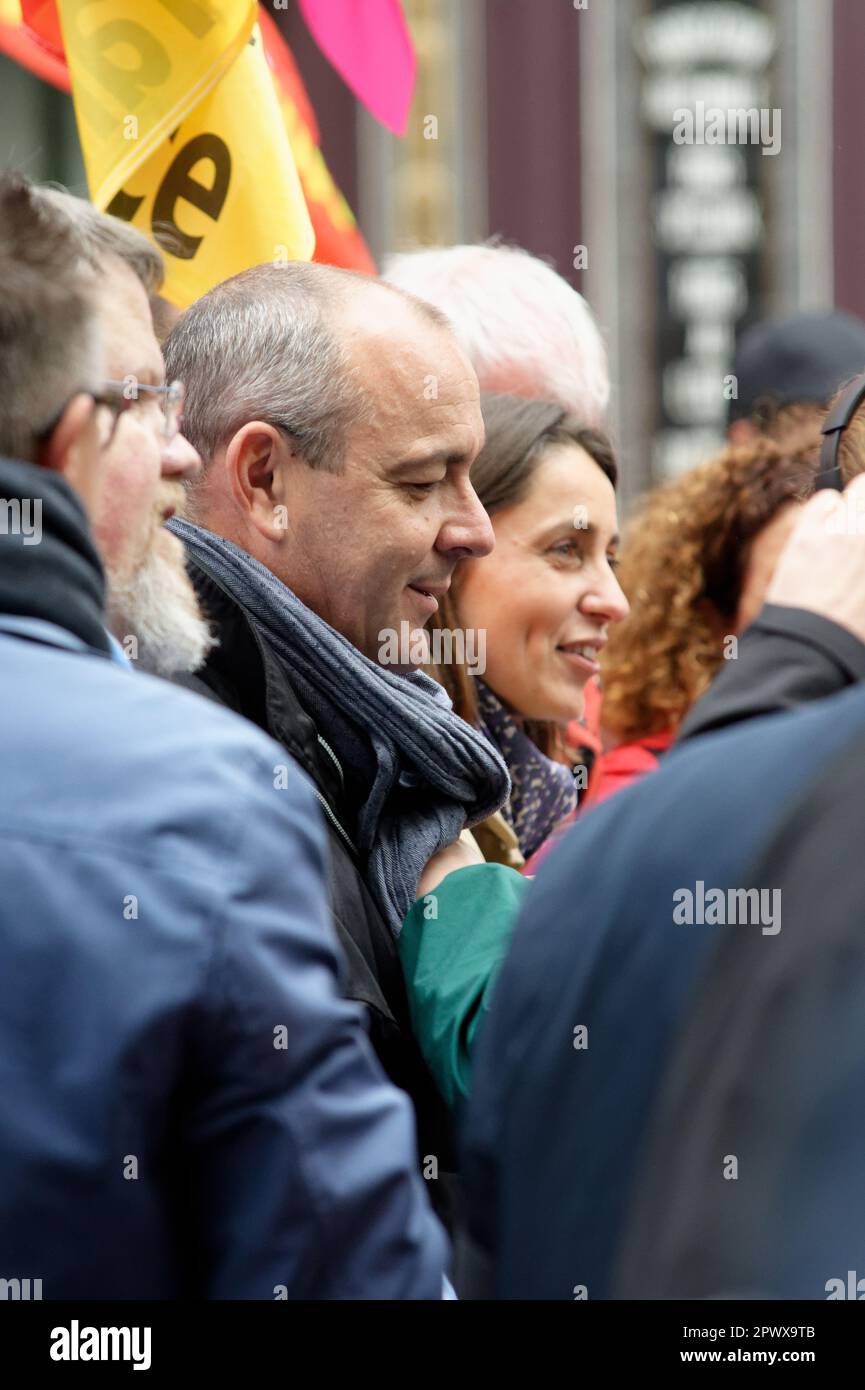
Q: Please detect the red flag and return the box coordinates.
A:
[0,0,69,90]
[260,9,376,274]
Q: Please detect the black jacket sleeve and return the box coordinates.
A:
[679,604,865,743]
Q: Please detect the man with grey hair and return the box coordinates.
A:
[382,241,610,428]
[0,183,104,512]
[24,177,212,676]
[164,262,510,1196]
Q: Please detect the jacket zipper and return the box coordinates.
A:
[311,786,357,857]
[316,734,346,788]
[313,736,357,854]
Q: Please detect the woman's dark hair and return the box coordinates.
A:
[435,393,617,756]
[469,393,616,513]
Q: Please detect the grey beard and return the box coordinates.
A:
[106,541,216,678]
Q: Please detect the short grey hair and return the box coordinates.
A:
[0,172,102,462]
[164,262,448,472]
[382,240,610,428]
[32,183,164,294]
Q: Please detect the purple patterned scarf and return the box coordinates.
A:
[475,679,578,860]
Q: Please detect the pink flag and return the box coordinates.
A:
[298,0,416,136]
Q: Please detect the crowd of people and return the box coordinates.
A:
[3,167,865,1299]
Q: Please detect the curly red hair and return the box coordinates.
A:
[601,415,865,743]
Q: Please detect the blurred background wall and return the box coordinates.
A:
[2,0,861,512]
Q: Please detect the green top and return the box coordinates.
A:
[398,864,531,1111]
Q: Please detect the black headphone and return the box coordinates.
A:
[815,370,865,490]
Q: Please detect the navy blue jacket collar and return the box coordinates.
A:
[0,455,111,657]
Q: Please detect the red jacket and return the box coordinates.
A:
[587,729,676,808]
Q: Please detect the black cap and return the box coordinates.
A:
[729,310,865,424]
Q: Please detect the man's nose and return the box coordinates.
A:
[161,430,202,482]
[437,483,495,559]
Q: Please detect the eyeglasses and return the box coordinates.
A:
[95,379,186,446]
[35,379,186,451]
[815,370,865,490]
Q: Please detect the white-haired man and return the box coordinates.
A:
[382,240,609,427]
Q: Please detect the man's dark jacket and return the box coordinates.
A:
[616,699,865,1299]
[178,553,456,1186]
[460,605,865,1298]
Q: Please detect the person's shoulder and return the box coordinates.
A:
[515,681,865,949]
[3,635,318,829]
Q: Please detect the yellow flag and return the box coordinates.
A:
[57,1,314,306]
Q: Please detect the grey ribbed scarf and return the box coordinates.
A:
[172,521,510,934]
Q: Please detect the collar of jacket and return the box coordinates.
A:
[0,455,111,657]
[183,552,349,822]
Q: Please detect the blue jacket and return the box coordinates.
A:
[462,681,865,1299]
[0,459,447,1299]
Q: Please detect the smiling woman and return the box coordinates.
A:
[398,395,629,1111]
[431,393,629,863]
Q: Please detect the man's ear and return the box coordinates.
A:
[39,392,102,518]
[225,421,295,543]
